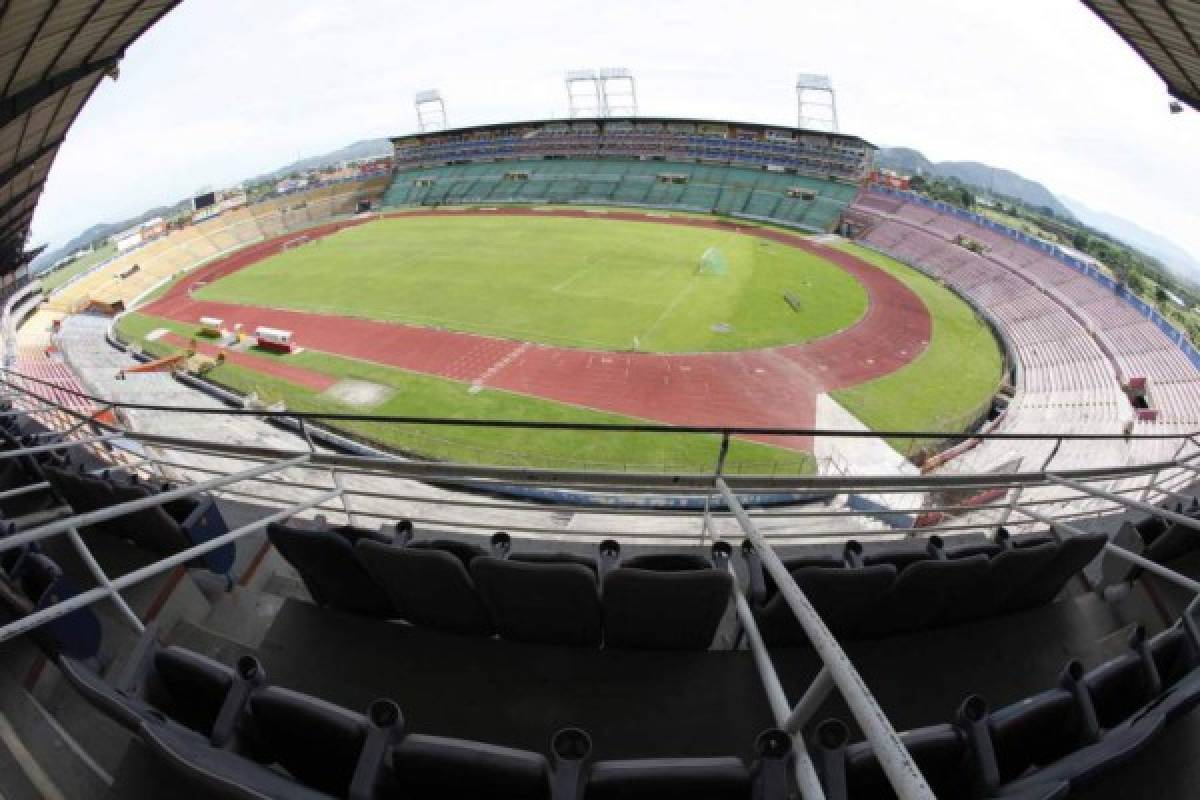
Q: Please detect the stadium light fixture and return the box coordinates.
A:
[796,73,839,133]
[415,89,447,133]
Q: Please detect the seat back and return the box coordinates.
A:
[147,646,235,737]
[861,556,988,637]
[471,557,601,645]
[758,565,896,645]
[1083,652,1156,730]
[602,565,731,650]
[11,552,103,660]
[384,733,551,799]
[106,480,193,555]
[584,756,751,800]
[845,724,969,800]
[248,686,367,797]
[1002,533,1106,611]
[356,539,492,634]
[989,689,1082,784]
[942,543,1058,624]
[267,523,391,616]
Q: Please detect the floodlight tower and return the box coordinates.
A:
[796,73,839,133]
[565,69,603,118]
[415,89,447,133]
[598,67,638,117]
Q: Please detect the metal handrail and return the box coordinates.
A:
[717,477,935,799]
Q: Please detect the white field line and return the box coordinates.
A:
[551,266,593,293]
[638,279,696,345]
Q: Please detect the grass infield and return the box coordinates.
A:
[192,215,868,352]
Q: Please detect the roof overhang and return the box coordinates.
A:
[1082,0,1200,110]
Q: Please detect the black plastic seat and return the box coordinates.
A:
[989,689,1083,785]
[845,724,971,799]
[266,522,391,616]
[1084,652,1157,731]
[1150,627,1193,690]
[584,756,751,800]
[248,686,367,797]
[941,543,1058,624]
[1001,533,1106,612]
[602,562,731,650]
[471,556,601,645]
[756,565,896,645]
[356,539,493,634]
[0,552,102,660]
[146,646,234,737]
[407,538,485,569]
[858,555,989,637]
[384,733,552,799]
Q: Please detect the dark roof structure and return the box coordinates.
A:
[0,0,179,277]
[1083,0,1200,110]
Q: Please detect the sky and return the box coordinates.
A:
[28,0,1200,260]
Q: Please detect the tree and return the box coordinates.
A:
[958,188,974,209]
[908,175,927,192]
[1155,285,1170,307]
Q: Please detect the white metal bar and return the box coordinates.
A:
[729,580,826,800]
[1047,473,1200,532]
[785,666,834,735]
[0,454,311,554]
[1015,508,1200,593]
[717,477,935,800]
[0,487,341,645]
[63,526,144,633]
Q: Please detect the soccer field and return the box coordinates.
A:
[192,215,869,352]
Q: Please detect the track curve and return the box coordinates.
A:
[143,209,932,451]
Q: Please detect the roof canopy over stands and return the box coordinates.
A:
[1083,0,1200,110]
[0,0,180,281]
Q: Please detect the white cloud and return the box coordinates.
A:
[29,0,1200,261]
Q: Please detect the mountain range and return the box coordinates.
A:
[875,146,1200,280]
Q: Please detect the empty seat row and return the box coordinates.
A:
[812,606,1200,799]
[267,521,734,650]
[1105,499,1200,586]
[0,425,68,521]
[829,619,1189,796]
[749,528,1107,644]
[62,635,794,800]
[43,463,235,578]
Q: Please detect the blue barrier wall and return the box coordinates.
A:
[870,187,1200,371]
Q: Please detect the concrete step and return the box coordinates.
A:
[0,711,53,800]
[260,573,309,603]
[165,620,256,664]
[197,586,284,650]
[0,664,113,799]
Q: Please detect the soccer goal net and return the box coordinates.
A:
[697,246,728,276]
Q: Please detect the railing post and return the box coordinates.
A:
[298,416,357,528]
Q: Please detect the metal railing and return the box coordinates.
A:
[0,373,1198,800]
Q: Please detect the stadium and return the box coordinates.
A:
[0,1,1199,799]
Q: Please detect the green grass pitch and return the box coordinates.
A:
[193,215,869,352]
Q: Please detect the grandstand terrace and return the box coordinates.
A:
[386,118,873,232]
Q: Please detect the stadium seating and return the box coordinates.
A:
[849,189,1200,427]
[57,633,796,800]
[382,159,859,233]
[812,605,1200,799]
[752,531,1106,644]
[44,465,236,577]
[267,521,736,650]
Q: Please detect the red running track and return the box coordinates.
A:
[144,210,931,451]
